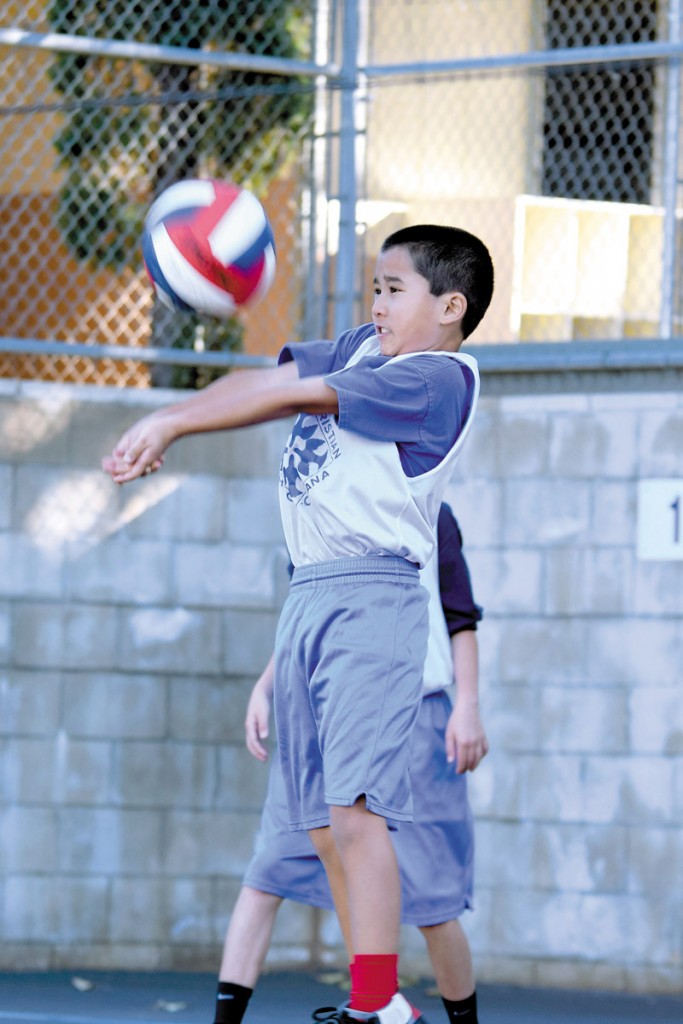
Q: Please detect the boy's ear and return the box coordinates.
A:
[441,291,467,325]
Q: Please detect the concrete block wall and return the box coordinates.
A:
[0,379,682,994]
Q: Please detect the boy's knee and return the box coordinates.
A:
[330,796,386,846]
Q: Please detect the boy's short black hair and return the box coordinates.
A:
[381,224,494,339]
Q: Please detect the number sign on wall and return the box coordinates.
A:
[637,479,683,560]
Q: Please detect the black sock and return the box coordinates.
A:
[441,990,478,1023]
[214,981,253,1024]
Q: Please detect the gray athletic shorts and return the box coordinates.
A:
[243,690,474,926]
[273,556,429,830]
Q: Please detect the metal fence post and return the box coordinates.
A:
[332,0,360,339]
[660,0,682,339]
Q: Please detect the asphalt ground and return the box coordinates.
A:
[0,970,681,1024]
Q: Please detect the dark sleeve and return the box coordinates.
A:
[437,503,483,635]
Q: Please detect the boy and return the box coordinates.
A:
[214,504,487,1024]
[103,224,494,1024]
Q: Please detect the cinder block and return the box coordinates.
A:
[4,876,109,941]
[164,810,262,875]
[627,827,683,895]
[497,617,588,684]
[489,888,584,958]
[630,688,683,754]
[66,535,173,604]
[2,738,61,802]
[442,479,503,549]
[582,756,674,825]
[169,676,249,743]
[503,478,592,546]
[591,480,637,546]
[497,413,549,476]
[110,878,165,941]
[0,670,61,735]
[58,807,163,874]
[450,408,500,478]
[1,806,58,871]
[0,392,71,464]
[638,410,683,475]
[633,561,683,617]
[544,547,634,616]
[222,609,280,675]
[14,465,119,546]
[271,898,318,945]
[532,822,628,891]
[0,600,10,662]
[120,606,222,674]
[579,892,671,963]
[216,744,270,812]
[467,752,522,819]
[481,682,539,751]
[125,473,228,542]
[474,820,537,888]
[63,604,120,670]
[0,533,63,599]
[0,465,12,528]
[173,542,276,609]
[12,601,65,668]
[64,672,167,739]
[225,479,284,545]
[540,686,628,753]
[517,753,584,822]
[166,877,217,944]
[56,739,112,804]
[467,548,541,613]
[550,410,638,478]
[113,740,216,808]
[587,619,682,687]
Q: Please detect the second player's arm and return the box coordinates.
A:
[446,628,489,773]
[102,361,339,483]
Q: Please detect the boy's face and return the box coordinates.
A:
[372,245,461,356]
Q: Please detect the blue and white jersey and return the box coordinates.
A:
[278,324,479,570]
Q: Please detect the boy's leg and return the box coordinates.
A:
[419,919,476,1003]
[219,885,282,987]
[329,799,400,954]
[214,885,282,1024]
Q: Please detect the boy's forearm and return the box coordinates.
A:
[153,362,336,442]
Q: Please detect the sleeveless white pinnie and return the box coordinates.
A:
[420,548,455,695]
[278,334,479,569]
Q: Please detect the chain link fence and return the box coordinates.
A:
[0,0,682,387]
[0,0,321,386]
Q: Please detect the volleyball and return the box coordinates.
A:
[142,179,276,318]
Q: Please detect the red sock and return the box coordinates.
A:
[349,954,398,1012]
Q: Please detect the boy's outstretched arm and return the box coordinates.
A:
[102,361,338,484]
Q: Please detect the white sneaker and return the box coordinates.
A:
[312,993,429,1024]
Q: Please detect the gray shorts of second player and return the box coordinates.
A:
[244,690,474,926]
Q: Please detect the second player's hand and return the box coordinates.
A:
[445,701,489,774]
[245,684,272,762]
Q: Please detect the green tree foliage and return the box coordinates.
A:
[47,0,314,386]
